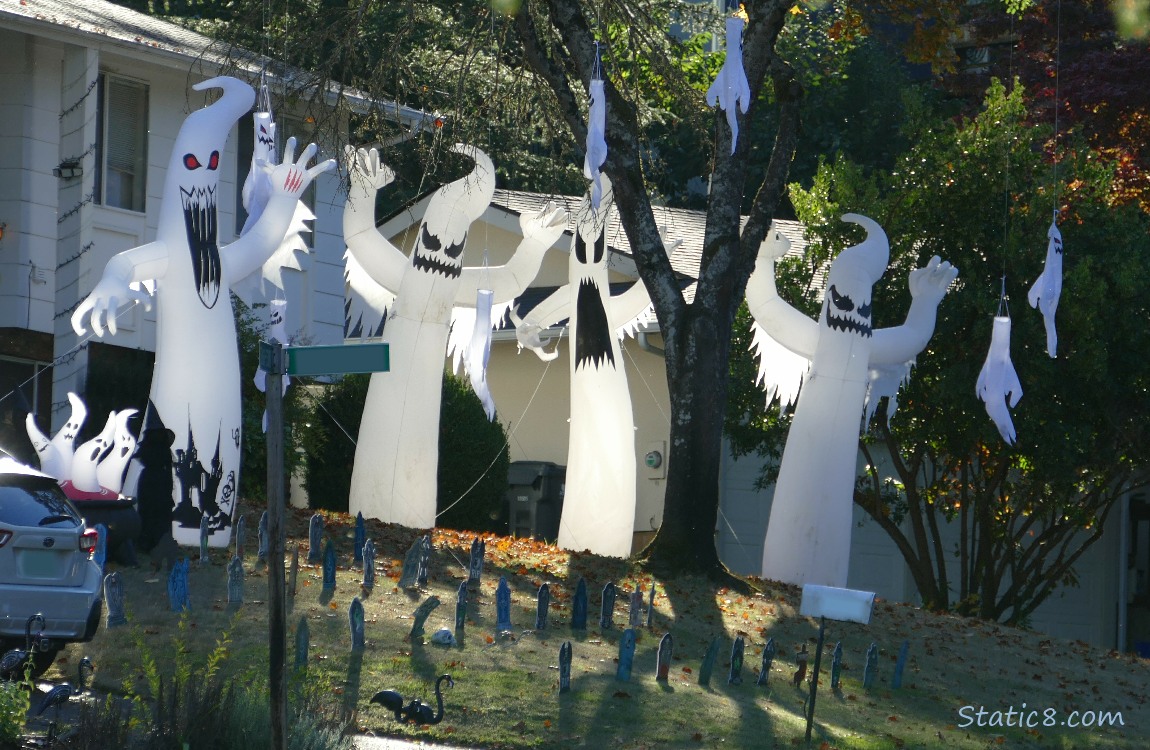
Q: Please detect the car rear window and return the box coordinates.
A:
[0,479,82,528]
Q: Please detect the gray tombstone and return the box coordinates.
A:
[235,514,246,560]
[535,583,551,630]
[168,558,190,612]
[362,539,376,591]
[308,513,323,563]
[729,635,745,685]
[257,511,269,563]
[496,576,513,634]
[417,534,431,588]
[289,543,300,597]
[398,537,422,589]
[103,572,127,627]
[699,636,721,687]
[349,597,365,651]
[757,637,777,687]
[863,642,879,689]
[93,523,108,569]
[559,641,572,693]
[467,537,484,588]
[628,588,643,628]
[830,641,843,690]
[892,639,909,689]
[198,514,210,564]
[295,617,309,672]
[455,581,468,631]
[411,595,441,640]
[599,582,617,630]
[616,628,637,682]
[353,512,366,567]
[322,539,337,592]
[571,578,588,630]
[227,555,244,605]
[646,584,656,627]
[656,633,673,682]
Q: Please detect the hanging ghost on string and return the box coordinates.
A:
[585,45,608,210]
[706,7,751,154]
[976,314,1024,444]
[1027,214,1063,358]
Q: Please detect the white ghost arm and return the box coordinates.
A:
[870,256,958,365]
[609,280,654,339]
[343,251,396,340]
[512,286,570,361]
[456,201,568,305]
[342,146,409,293]
[71,242,165,337]
[863,361,914,429]
[223,138,334,283]
[705,16,752,154]
[745,228,819,359]
[1027,219,1063,358]
[749,321,811,413]
[976,315,1023,444]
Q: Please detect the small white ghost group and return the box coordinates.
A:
[26,392,137,498]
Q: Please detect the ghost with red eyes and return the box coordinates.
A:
[746,214,957,588]
[71,76,334,548]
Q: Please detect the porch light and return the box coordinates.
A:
[53,159,82,180]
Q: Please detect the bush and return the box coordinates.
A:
[0,678,29,747]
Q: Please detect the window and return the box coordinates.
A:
[96,74,149,212]
[234,111,316,245]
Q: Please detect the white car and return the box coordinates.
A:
[0,458,103,678]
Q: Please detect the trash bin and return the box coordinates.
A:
[507,461,566,542]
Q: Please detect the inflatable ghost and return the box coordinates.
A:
[747,215,957,587]
[68,411,116,494]
[976,315,1023,444]
[513,178,655,558]
[96,409,139,493]
[342,145,566,528]
[71,76,334,547]
[1027,217,1063,358]
[27,392,87,481]
[706,15,751,154]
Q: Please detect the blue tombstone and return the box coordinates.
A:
[93,523,108,569]
[257,511,269,562]
[628,588,643,628]
[455,580,468,631]
[729,635,745,685]
[226,555,243,605]
[757,637,777,687]
[295,617,310,672]
[103,572,127,627]
[398,537,422,589]
[599,582,617,630]
[362,539,376,591]
[168,558,190,612]
[616,628,637,682]
[830,641,843,690]
[571,577,588,630]
[235,514,247,560]
[892,639,909,689]
[198,514,210,565]
[496,576,513,634]
[353,512,366,567]
[646,584,656,627]
[656,633,673,682]
[416,535,431,588]
[863,642,879,689]
[322,539,337,592]
[467,537,484,588]
[699,636,720,687]
[535,583,551,630]
[289,543,300,597]
[349,597,365,651]
[559,641,572,693]
[307,513,323,563]
[411,596,441,640]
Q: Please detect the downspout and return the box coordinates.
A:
[1118,492,1130,652]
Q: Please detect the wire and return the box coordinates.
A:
[1051,0,1062,217]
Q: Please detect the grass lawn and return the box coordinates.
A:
[48,504,1150,749]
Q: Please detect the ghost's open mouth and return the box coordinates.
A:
[181,185,221,308]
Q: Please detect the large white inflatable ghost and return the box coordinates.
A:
[747,215,957,587]
[342,145,566,528]
[513,178,655,558]
[71,76,334,547]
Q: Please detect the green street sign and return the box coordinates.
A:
[286,342,390,376]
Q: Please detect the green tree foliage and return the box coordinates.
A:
[298,372,510,532]
[728,79,1150,623]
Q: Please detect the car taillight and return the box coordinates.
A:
[0,530,10,548]
[80,528,98,553]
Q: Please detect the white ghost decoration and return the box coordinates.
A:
[25,414,59,479]
[584,78,608,210]
[706,16,751,154]
[254,299,291,432]
[96,409,139,494]
[44,392,87,481]
[71,76,334,547]
[69,411,117,494]
[747,215,957,587]
[465,289,497,421]
[976,315,1024,444]
[1027,217,1063,358]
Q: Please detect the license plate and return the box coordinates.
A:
[19,549,62,578]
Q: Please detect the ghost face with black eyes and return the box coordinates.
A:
[411,223,467,278]
[823,272,875,339]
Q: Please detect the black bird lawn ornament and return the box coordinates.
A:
[371,674,453,725]
[35,657,93,719]
[1,614,46,681]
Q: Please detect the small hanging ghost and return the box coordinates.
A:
[465,289,497,421]
[585,67,608,210]
[1027,215,1063,358]
[976,315,1024,444]
[254,298,291,432]
[706,11,751,155]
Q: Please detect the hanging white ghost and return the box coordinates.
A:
[342,145,567,529]
[466,289,497,421]
[71,76,334,547]
[253,298,291,432]
[513,177,658,558]
[1027,216,1063,358]
[976,315,1023,444]
[747,215,957,588]
[584,78,608,210]
[706,15,751,154]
